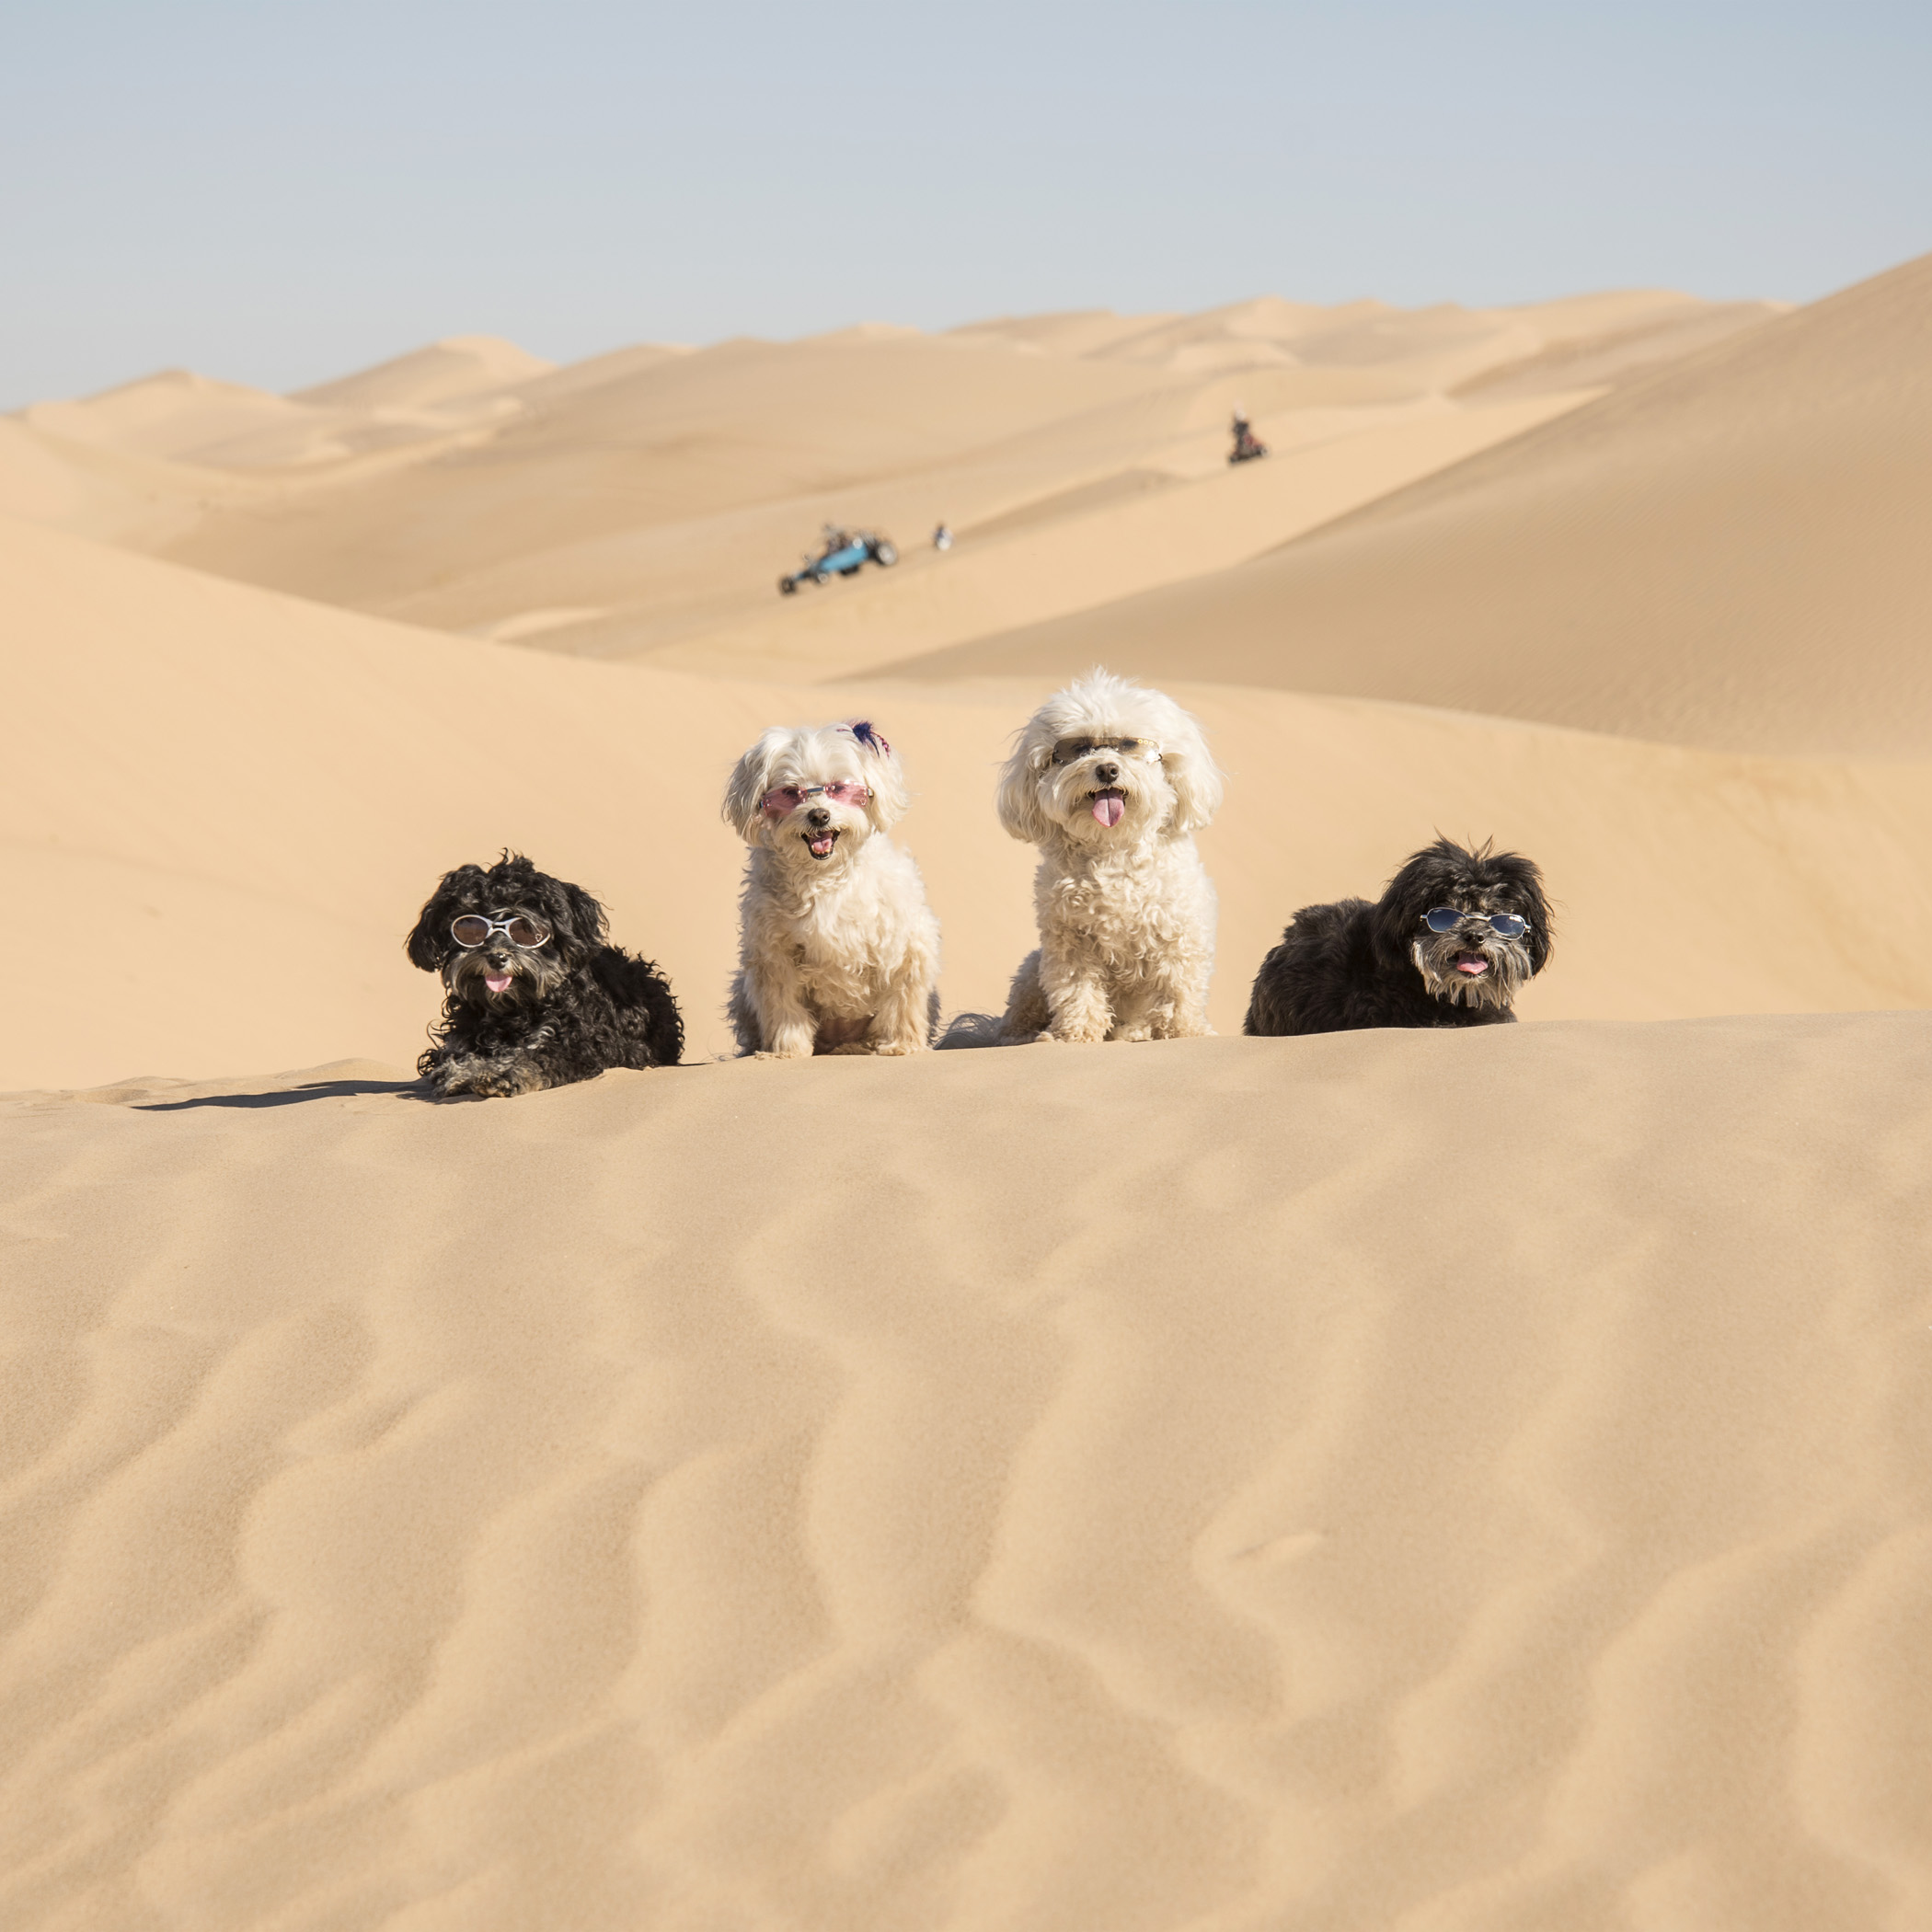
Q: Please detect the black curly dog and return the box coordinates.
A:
[1245,837,1553,1036]
[406,853,683,1097]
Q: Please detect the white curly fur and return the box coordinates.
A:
[996,670,1224,1044]
[723,720,941,1057]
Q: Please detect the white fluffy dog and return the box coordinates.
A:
[723,719,941,1056]
[997,670,1224,1043]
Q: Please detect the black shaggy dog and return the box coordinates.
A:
[1245,837,1552,1036]
[406,853,683,1097]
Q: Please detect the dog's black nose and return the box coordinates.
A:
[1094,762,1119,784]
[486,949,510,967]
[806,807,832,827]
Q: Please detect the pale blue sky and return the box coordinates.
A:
[2,0,1926,407]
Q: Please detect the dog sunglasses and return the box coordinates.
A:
[1050,735,1159,765]
[1423,906,1530,938]
[760,781,871,815]
[450,914,552,949]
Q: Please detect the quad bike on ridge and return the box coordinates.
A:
[1228,412,1269,465]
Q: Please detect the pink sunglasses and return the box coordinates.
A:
[760,780,871,816]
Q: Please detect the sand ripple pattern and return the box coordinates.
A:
[1,1017,1929,1930]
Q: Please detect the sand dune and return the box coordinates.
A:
[0,412,238,546]
[612,391,1590,681]
[0,339,563,542]
[4,258,1928,1931]
[19,370,319,465]
[954,289,1768,391]
[20,337,553,470]
[1,289,1776,677]
[289,334,554,412]
[4,1017,1929,1929]
[891,254,1932,758]
[8,509,1932,1090]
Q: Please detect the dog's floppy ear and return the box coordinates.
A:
[404,901,446,972]
[1374,840,1452,969]
[995,729,1052,845]
[405,865,483,972]
[1500,851,1555,975]
[1527,914,1553,976]
[722,730,785,843]
[1156,704,1225,835]
[535,874,608,967]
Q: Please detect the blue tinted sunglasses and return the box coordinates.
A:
[1424,906,1528,938]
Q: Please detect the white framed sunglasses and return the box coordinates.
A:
[451,913,552,949]
[1423,906,1529,939]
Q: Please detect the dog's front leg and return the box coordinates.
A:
[1109,975,1162,1043]
[868,939,938,1055]
[1144,956,1213,1040]
[1039,939,1113,1044]
[738,963,817,1059]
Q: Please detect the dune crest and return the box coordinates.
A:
[289,333,555,410]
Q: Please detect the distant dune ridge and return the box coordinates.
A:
[3,283,1782,674]
[891,254,1932,758]
[4,258,1932,1929]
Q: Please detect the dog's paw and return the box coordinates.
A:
[868,1039,926,1056]
[479,1072,542,1098]
[431,1055,544,1098]
[425,1056,483,1098]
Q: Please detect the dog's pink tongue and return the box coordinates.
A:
[1456,957,1489,975]
[485,972,512,993]
[1092,792,1124,827]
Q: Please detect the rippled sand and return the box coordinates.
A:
[5,1018,1929,1929]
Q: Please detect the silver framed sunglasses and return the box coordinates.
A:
[1423,906,1529,938]
[451,913,552,949]
[1050,735,1160,765]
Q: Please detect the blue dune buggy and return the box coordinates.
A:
[778,525,899,594]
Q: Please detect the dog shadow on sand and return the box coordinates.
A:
[933,1013,1009,1050]
[136,1076,426,1112]
[133,1021,1015,1108]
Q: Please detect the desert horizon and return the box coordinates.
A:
[6,217,1932,1930]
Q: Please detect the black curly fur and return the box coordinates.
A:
[1245,837,1553,1036]
[405,853,683,1098]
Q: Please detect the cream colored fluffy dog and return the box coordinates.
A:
[998,670,1224,1043]
[723,719,940,1056]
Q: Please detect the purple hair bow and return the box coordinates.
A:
[846,719,892,758]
